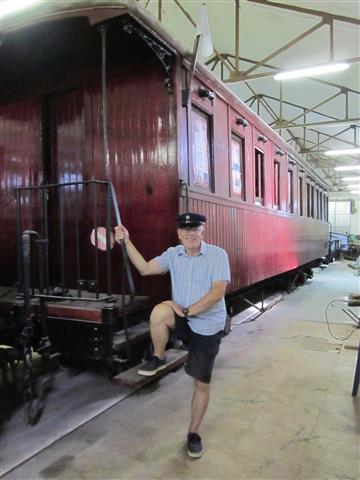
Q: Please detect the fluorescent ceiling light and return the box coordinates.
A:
[0,0,39,17]
[350,190,360,194]
[274,63,349,81]
[335,165,360,172]
[325,147,360,156]
[346,184,360,188]
[342,177,360,181]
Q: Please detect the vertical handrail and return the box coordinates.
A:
[16,189,23,294]
[42,187,50,294]
[21,232,33,319]
[59,187,65,288]
[99,24,110,179]
[93,182,99,299]
[105,183,112,298]
[74,184,81,298]
[108,181,135,307]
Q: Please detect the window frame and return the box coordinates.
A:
[273,160,281,209]
[319,190,323,220]
[287,168,294,213]
[299,175,304,216]
[254,147,265,206]
[190,104,214,193]
[311,184,315,218]
[306,181,311,217]
[230,131,246,200]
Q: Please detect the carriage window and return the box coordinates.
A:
[311,185,315,218]
[254,149,264,205]
[316,190,320,219]
[325,195,329,221]
[273,161,280,209]
[287,169,294,213]
[231,133,245,199]
[299,177,304,216]
[306,182,311,217]
[319,191,323,220]
[191,107,212,190]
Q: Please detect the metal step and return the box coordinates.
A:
[112,348,188,388]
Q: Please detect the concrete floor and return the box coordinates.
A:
[3,260,360,480]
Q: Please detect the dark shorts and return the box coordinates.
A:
[173,314,222,384]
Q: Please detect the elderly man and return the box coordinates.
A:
[114,213,230,458]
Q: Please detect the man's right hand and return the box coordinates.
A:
[114,225,130,245]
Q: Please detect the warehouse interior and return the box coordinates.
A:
[0,1,359,479]
[2,261,360,479]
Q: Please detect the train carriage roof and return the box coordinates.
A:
[2,0,328,189]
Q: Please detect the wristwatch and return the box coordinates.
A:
[182,307,189,317]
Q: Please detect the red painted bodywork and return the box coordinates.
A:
[0,7,329,299]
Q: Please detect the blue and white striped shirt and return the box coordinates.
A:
[154,241,231,335]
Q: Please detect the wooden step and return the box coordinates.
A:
[112,348,188,388]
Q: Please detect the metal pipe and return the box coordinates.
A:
[99,24,110,179]
[16,189,22,293]
[303,110,306,146]
[329,20,334,61]
[244,20,326,76]
[279,81,283,124]
[75,184,81,297]
[158,0,162,22]
[108,181,135,306]
[22,233,32,319]
[42,188,50,294]
[285,91,342,126]
[247,0,360,26]
[105,185,112,297]
[93,183,99,299]
[59,188,65,288]
[235,0,240,72]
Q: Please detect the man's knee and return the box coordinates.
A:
[150,303,175,328]
[194,379,210,394]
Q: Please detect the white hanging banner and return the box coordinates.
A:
[196,4,214,60]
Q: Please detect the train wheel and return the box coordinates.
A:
[286,274,297,293]
[295,270,307,286]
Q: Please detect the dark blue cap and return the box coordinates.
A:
[177,212,206,229]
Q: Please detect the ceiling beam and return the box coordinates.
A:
[211,53,360,94]
[247,0,360,26]
[273,118,360,129]
[284,91,342,126]
[241,20,326,77]
[224,56,360,82]
[262,94,338,121]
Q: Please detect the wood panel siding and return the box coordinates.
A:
[182,195,328,291]
[0,100,42,285]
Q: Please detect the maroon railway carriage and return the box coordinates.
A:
[0,2,329,374]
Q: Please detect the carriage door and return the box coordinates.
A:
[43,89,89,289]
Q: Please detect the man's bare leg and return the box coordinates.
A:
[149,303,175,359]
[188,379,210,433]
